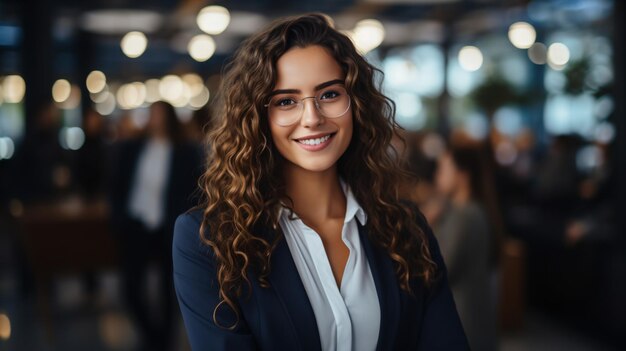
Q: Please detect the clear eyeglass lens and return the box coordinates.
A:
[268,86,350,126]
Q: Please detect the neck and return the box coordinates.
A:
[283,164,346,224]
[452,185,471,206]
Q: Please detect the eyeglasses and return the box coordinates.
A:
[264,84,351,127]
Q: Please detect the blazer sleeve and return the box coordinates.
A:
[415,210,470,350]
[172,212,258,350]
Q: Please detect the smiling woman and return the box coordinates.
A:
[172,13,469,351]
[268,45,353,172]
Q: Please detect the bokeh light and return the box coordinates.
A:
[86,70,107,93]
[121,31,148,58]
[458,46,483,72]
[494,106,524,136]
[463,113,489,140]
[188,35,216,62]
[352,19,385,54]
[159,75,184,103]
[182,73,205,96]
[0,313,10,340]
[528,42,547,65]
[0,137,15,160]
[394,92,425,130]
[196,6,230,35]
[508,22,536,49]
[95,92,116,116]
[117,82,147,109]
[59,127,86,150]
[189,86,210,110]
[52,79,71,103]
[2,75,25,103]
[144,78,161,103]
[90,85,110,103]
[594,122,615,144]
[547,42,570,69]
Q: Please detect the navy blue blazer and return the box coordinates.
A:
[172,208,469,350]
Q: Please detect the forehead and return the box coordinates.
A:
[274,45,343,89]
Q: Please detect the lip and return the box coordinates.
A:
[293,132,335,141]
[293,132,336,152]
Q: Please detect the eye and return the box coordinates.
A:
[319,90,341,100]
[273,97,297,107]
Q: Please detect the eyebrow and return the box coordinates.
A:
[268,79,345,97]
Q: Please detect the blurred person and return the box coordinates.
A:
[172,14,468,351]
[401,131,441,220]
[109,101,203,351]
[432,145,498,351]
[511,134,584,245]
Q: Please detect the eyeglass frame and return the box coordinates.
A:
[263,84,352,126]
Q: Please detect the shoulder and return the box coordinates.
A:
[174,208,204,231]
[172,208,215,267]
[173,208,205,244]
[454,201,489,231]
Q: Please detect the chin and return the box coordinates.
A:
[287,156,339,173]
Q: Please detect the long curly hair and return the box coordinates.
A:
[198,13,436,328]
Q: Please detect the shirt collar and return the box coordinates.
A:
[340,178,367,225]
[277,179,368,225]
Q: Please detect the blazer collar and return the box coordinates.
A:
[263,222,400,351]
[357,221,400,351]
[267,229,322,351]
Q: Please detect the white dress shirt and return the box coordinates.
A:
[128,139,172,230]
[279,180,380,351]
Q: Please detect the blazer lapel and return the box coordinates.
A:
[358,222,401,351]
[266,228,322,351]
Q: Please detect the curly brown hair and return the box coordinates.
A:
[197,13,436,329]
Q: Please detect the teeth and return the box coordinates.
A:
[299,134,331,146]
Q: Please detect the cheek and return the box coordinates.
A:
[341,115,354,147]
[268,122,292,158]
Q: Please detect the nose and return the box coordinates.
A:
[300,97,324,128]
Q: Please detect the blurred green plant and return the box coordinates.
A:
[563,58,590,95]
[470,74,525,116]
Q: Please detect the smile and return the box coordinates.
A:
[294,132,336,151]
[298,134,331,145]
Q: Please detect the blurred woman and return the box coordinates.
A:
[109,101,203,351]
[433,145,499,351]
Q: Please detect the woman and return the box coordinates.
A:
[110,101,203,351]
[432,146,499,351]
[173,13,468,350]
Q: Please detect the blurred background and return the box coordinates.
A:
[0,0,623,350]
